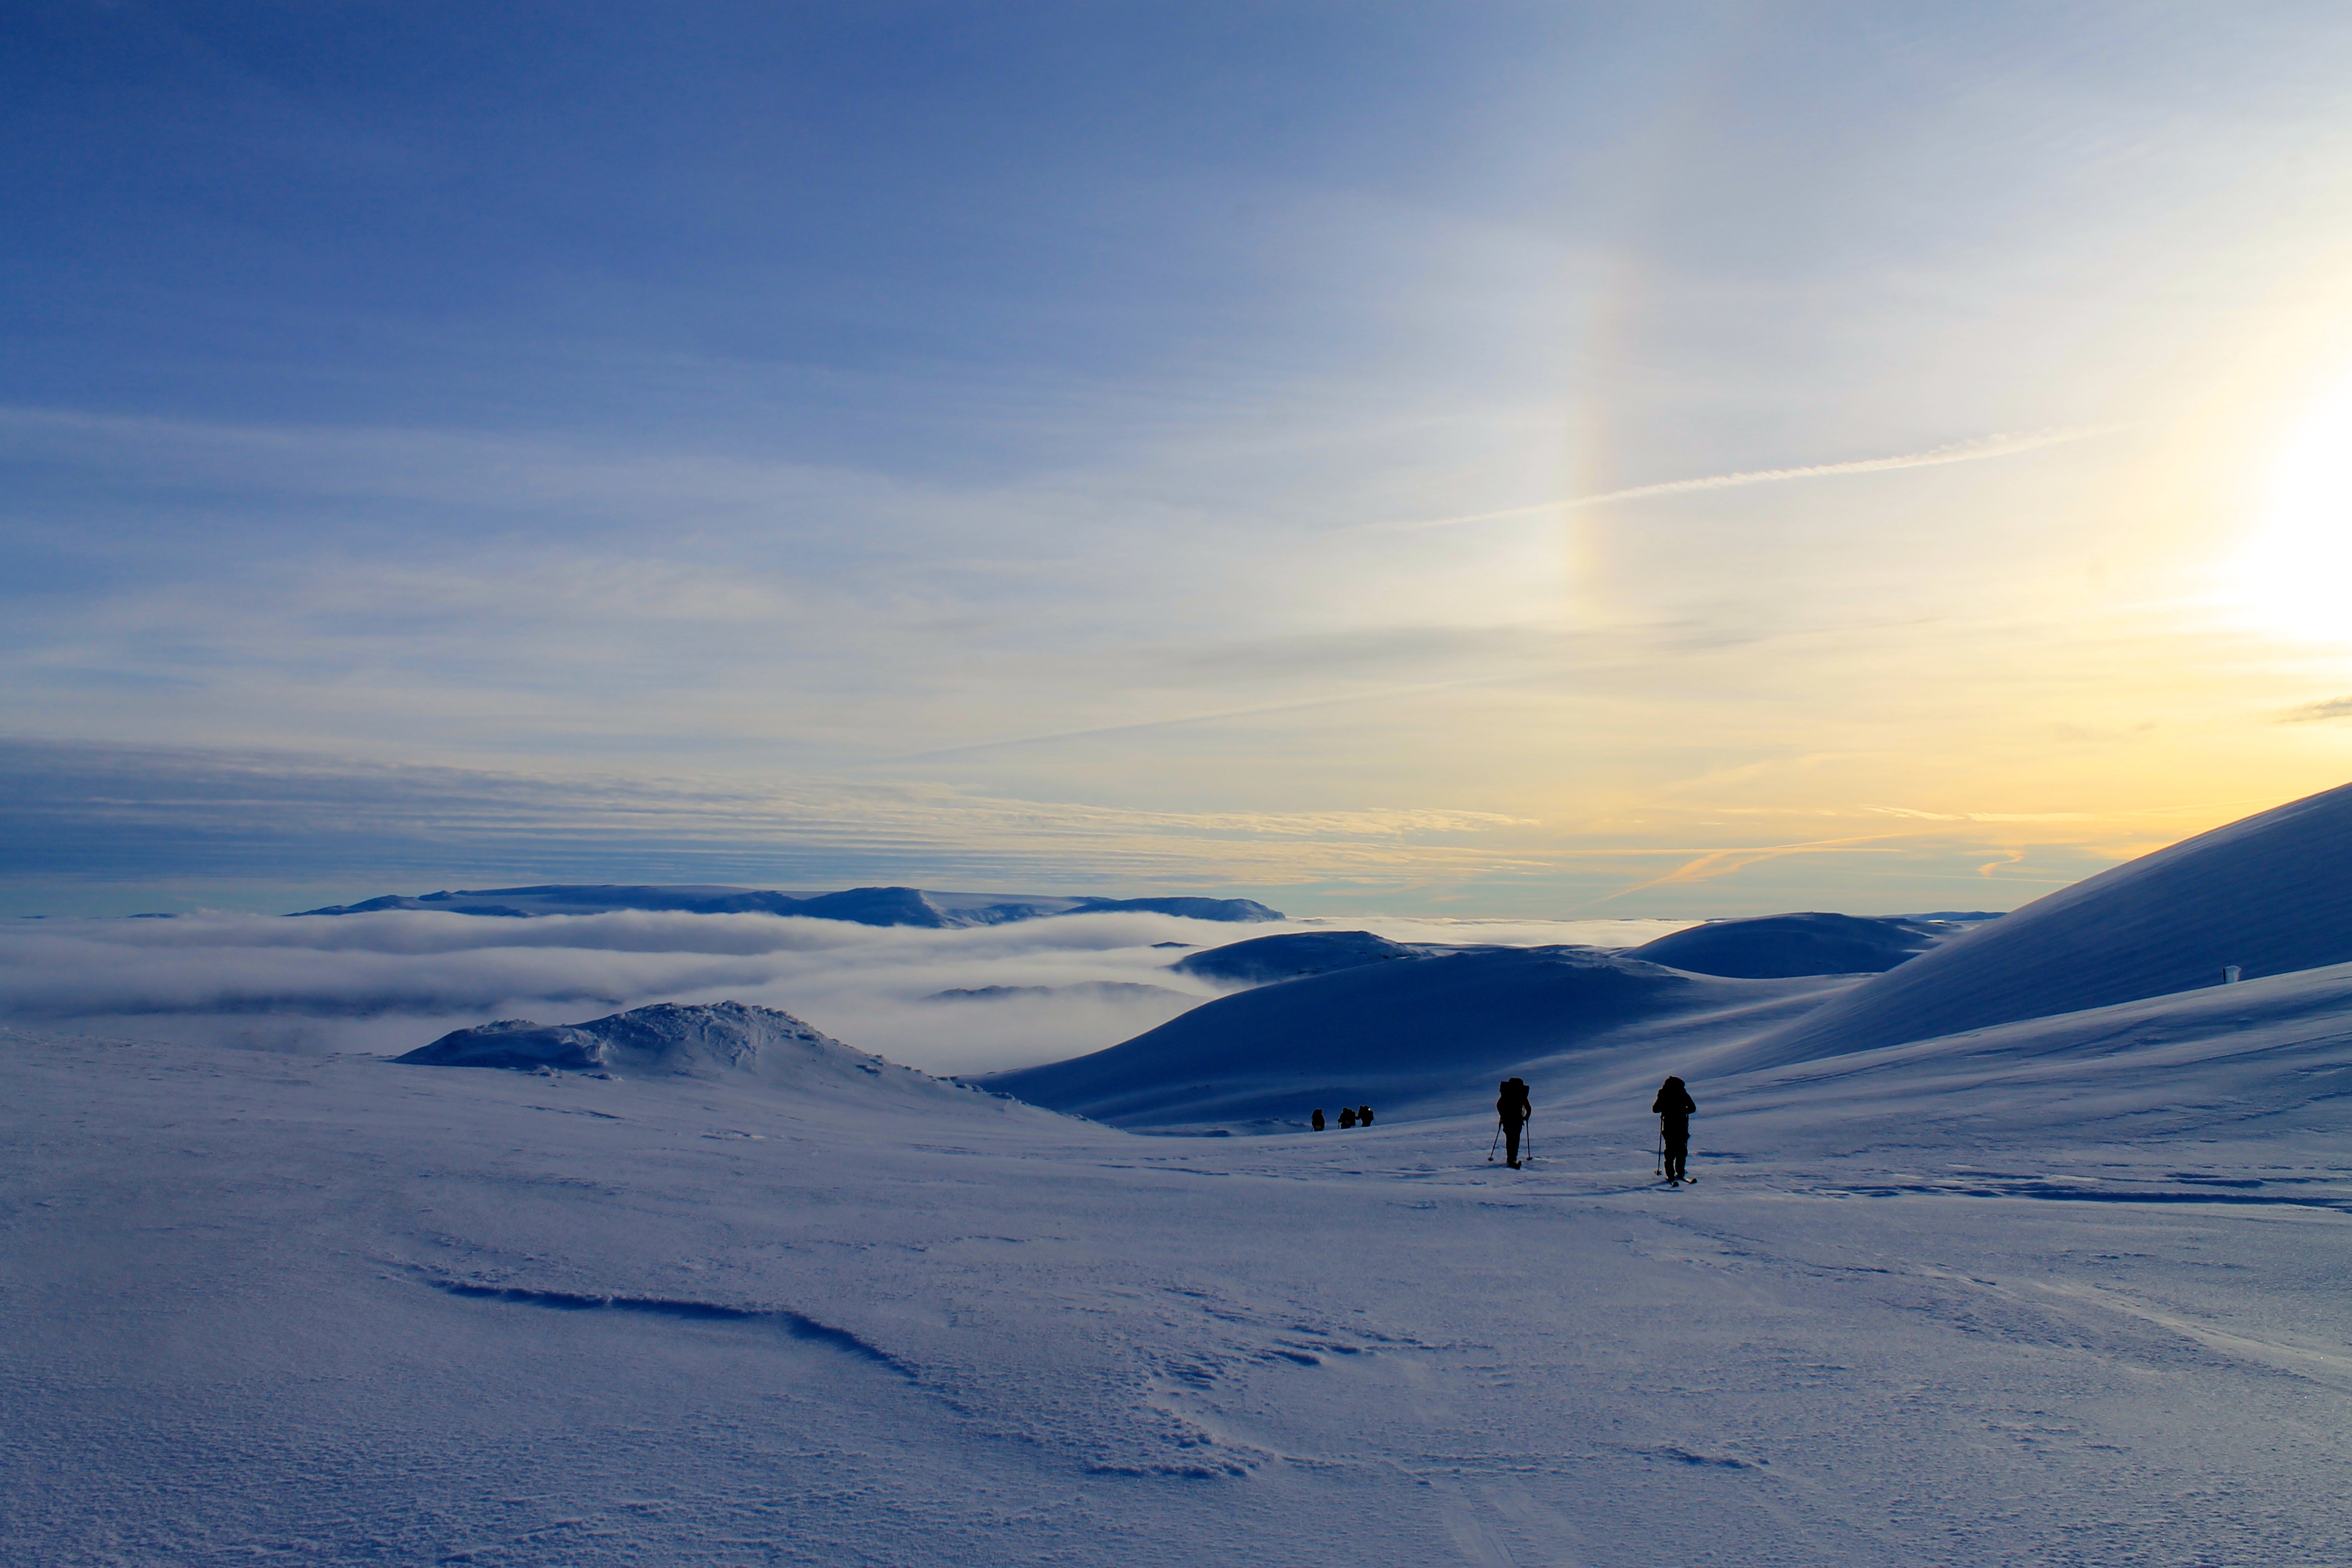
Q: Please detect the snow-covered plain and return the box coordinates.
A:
[7,787,2352,1566]
[8,977,2351,1567]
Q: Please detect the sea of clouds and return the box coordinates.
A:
[0,910,1691,1075]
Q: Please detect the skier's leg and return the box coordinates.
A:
[1504,1123,1522,1166]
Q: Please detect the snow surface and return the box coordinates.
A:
[9,955,2352,1566]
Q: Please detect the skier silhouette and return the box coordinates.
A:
[1496,1077,1531,1168]
[1358,1104,1374,1126]
[1338,1106,1358,1129]
[1311,1108,1326,1131]
[1653,1075,1696,1183]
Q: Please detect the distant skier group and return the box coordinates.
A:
[1310,1104,1375,1131]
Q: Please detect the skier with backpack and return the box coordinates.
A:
[1494,1077,1531,1168]
[1653,1075,1696,1184]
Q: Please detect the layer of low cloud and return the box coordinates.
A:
[0,908,1687,1076]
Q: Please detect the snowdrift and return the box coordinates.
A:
[298,883,1282,927]
[1727,780,2352,1070]
[398,1000,986,1107]
[981,946,1846,1128]
[1625,912,1952,978]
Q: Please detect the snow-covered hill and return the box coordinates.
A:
[981,945,1848,1127]
[398,1000,995,1114]
[1727,778,2352,1069]
[1624,910,1958,978]
[1168,928,1417,988]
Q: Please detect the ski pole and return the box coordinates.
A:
[1654,1119,1663,1177]
[1488,1119,1502,1161]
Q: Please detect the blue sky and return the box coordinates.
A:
[8,2,2352,916]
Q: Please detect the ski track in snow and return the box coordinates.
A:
[6,1021,2352,1567]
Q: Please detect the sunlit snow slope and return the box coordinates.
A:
[1730,779,2352,1069]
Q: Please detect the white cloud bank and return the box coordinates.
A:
[0,909,1689,1076]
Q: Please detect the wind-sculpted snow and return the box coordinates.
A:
[984,945,1850,1127]
[1731,778,2352,1069]
[421,1276,920,1373]
[1626,911,1956,978]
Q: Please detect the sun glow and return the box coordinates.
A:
[2242,369,2352,644]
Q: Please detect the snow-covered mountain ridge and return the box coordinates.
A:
[293,883,1283,927]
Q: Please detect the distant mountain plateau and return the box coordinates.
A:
[293,883,1283,928]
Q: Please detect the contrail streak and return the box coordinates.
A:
[857,679,1482,765]
[1370,423,2130,533]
